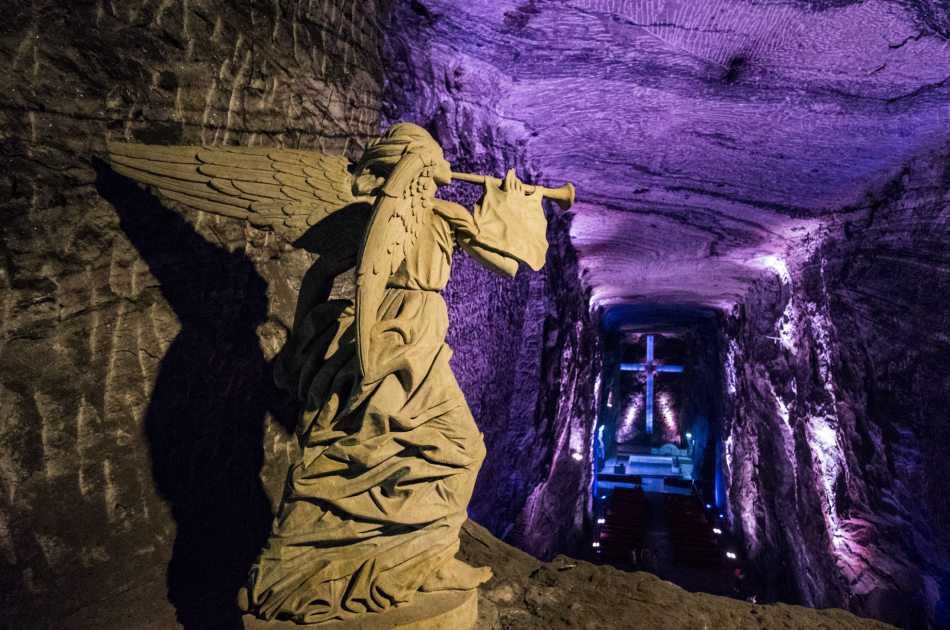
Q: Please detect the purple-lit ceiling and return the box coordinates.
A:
[411,0,950,310]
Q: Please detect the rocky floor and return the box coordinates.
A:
[459,521,894,630]
[55,519,894,630]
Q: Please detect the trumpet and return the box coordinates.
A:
[450,172,576,211]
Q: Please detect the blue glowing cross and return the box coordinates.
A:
[620,335,684,434]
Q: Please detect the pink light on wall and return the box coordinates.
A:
[657,392,680,444]
[616,395,643,443]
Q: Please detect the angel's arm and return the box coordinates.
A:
[463,239,519,278]
[432,199,519,278]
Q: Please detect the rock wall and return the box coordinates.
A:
[509,211,602,560]
[721,143,950,629]
[0,2,383,628]
[382,1,603,560]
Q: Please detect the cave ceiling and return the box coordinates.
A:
[407,0,950,313]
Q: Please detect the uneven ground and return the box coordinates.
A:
[458,521,894,630]
[55,520,900,630]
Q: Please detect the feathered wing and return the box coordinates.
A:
[354,153,425,380]
[107,142,361,244]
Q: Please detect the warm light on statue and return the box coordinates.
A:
[109,123,571,629]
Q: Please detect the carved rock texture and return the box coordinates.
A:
[721,144,950,629]
[388,0,949,307]
[4,0,949,629]
[0,2,383,628]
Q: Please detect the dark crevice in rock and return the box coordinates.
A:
[722,55,748,84]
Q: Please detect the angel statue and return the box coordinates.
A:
[108,123,574,626]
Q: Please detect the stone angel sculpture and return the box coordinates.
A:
[108,123,574,626]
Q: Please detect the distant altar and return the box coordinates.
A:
[597,441,695,495]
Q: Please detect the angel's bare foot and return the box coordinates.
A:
[420,559,493,592]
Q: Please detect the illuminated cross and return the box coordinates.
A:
[620,335,684,434]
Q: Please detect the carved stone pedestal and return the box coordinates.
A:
[243,589,478,630]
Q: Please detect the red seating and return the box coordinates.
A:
[597,487,648,565]
[594,489,724,571]
[664,494,721,568]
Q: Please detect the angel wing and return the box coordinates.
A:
[354,152,426,381]
[107,142,363,245]
[109,138,429,382]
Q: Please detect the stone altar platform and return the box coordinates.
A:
[243,589,477,630]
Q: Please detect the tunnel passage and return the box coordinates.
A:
[588,304,743,597]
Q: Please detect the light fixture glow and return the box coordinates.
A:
[712,527,722,535]
[597,518,605,524]
[705,503,712,509]
[592,541,601,548]
[571,451,583,462]
[686,432,692,439]
[726,551,737,560]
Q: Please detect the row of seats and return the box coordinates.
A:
[664,494,722,567]
[597,487,648,565]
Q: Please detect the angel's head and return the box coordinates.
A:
[352,123,452,196]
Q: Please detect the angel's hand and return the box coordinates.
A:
[498,169,542,203]
[501,169,522,194]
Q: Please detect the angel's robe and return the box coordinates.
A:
[243,184,548,623]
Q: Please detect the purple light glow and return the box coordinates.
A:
[656,392,679,444]
[616,396,642,443]
[395,1,950,623]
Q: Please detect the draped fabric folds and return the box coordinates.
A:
[243,193,547,624]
